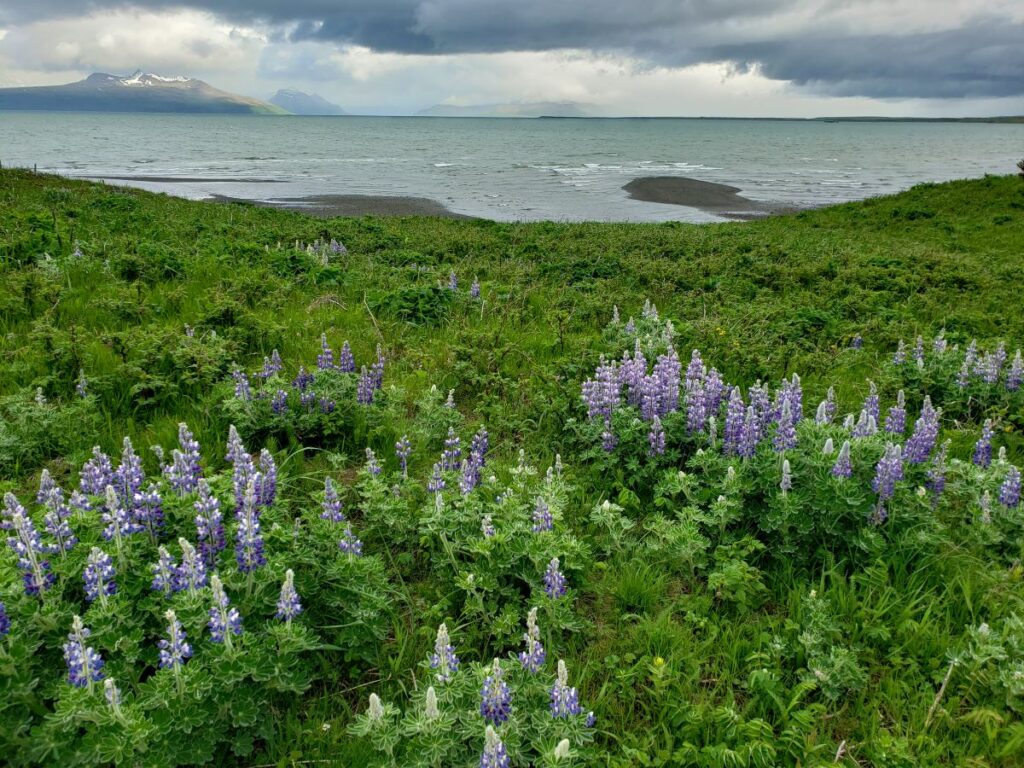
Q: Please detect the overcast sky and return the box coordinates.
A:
[0,0,1022,116]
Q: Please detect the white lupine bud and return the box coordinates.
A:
[554,739,571,759]
[424,686,439,720]
[368,693,384,720]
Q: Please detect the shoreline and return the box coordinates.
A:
[623,176,804,220]
[208,193,475,219]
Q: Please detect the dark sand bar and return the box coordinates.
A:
[210,193,473,219]
[624,176,799,220]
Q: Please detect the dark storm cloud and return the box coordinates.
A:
[3,0,1022,98]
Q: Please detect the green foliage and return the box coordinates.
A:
[2,169,1024,765]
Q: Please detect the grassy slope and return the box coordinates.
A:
[2,170,1024,765]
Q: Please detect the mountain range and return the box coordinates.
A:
[0,72,287,114]
[268,89,347,115]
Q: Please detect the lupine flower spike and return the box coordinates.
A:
[999,466,1021,508]
[550,659,582,718]
[321,477,345,522]
[544,557,567,598]
[832,441,853,479]
[519,607,546,673]
[64,616,104,691]
[158,610,192,694]
[208,574,243,650]
[430,623,460,683]
[84,547,116,607]
[480,725,510,768]
[339,524,363,557]
[480,658,512,725]
[276,569,302,624]
[973,420,993,468]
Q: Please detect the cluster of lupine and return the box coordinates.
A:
[582,313,1020,525]
[231,337,386,412]
[891,334,1023,392]
[292,238,347,257]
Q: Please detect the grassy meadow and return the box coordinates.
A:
[1,168,1024,766]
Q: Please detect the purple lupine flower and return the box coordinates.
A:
[815,388,837,425]
[685,379,707,434]
[601,420,617,452]
[723,388,745,455]
[257,449,277,507]
[208,574,243,648]
[832,441,853,478]
[174,423,201,493]
[133,484,164,540]
[624,317,636,334]
[654,346,682,414]
[364,447,382,476]
[685,349,705,390]
[586,711,597,728]
[913,336,925,366]
[480,659,512,725]
[518,607,546,673]
[892,339,907,365]
[933,332,947,355]
[64,616,104,690]
[1007,350,1023,391]
[430,623,460,683]
[338,341,356,373]
[42,494,76,555]
[648,415,666,456]
[356,366,375,405]
[225,424,247,465]
[83,547,116,606]
[232,369,251,401]
[448,271,458,291]
[76,369,89,398]
[445,389,457,409]
[956,359,971,388]
[101,487,141,555]
[904,397,940,464]
[973,420,994,468]
[748,383,772,440]
[999,466,1021,508]
[271,389,288,414]
[152,546,177,596]
[481,514,495,537]
[194,480,225,568]
[329,238,347,254]
[480,725,510,768]
[773,400,797,452]
[112,437,145,504]
[4,498,50,588]
[371,345,385,390]
[532,498,553,533]
[427,462,446,493]
[292,366,314,392]
[158,609,192,670]
[37,469,57,505]
[925,440,949,505]
[395,435,412,478]
[442,427,462,471]
[850,335,863,350]
[863,382,880,424]
[103,679,122,717]
[299,388,317,410]
[0,601,9,636]
[319,396,336,413]
[582,357,621,420]
[275,569,302,623]
[235,479,266,573]
[460,457,481,495]
[321,477,345,522]
[780,459,793,493]
[885,391,907,435]
[266,350,284,378]
[470,277,481,299]
[544,557,567,598]
[471,428,490,464]
[175,538,207,593]
[317,334,335,370]
[338,524,363,557]
[550,659,582,718]
[852,409,877,438]
[872,443,904,501]
[738,406,760,459]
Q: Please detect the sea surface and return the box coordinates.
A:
[1,113,1019,222]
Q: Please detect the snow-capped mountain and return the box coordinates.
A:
[0,71,287,114]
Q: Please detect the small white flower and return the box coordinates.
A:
[368,693,384,720]
[424,686,440,720]
[554,739,571,760]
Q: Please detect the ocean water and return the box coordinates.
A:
[1,113,1019,222]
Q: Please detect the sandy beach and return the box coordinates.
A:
[210,193,474,219]
[623,176,800,219]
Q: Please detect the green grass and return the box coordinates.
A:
[1,170,1024,766]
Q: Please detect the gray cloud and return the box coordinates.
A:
[2,1,1022,99]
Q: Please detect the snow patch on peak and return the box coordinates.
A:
[118,71,194,86]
